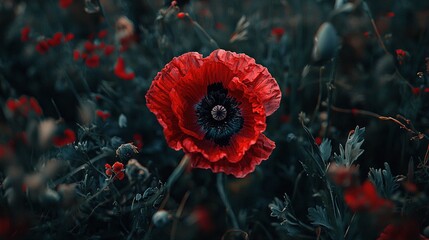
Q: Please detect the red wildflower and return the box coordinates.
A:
[114,57,135,80]
[73,50,80,61]
[344,180,393,212]
[314,137,322,146]
[145,49,281,178]
[396,49,407,65]
[104,45,115,56]
[105,162,125,180]
[177,12,186,19]
[52,129,76,147]
[84,41,96,53]
[412,87,420,96]
[271,27,285,41]
[6,96,42,116]
[98,30,108,39]
[386,12,395,18]
[36,40,50,54]
[29,97,42,115]
[85,54,100,68]
[96,110,111,121]
[21,26,30,42]
[64,33,74,41]
[59,0,73,9]
[47,32,63,46]
[133,133,144,150]
[377,221,428,240]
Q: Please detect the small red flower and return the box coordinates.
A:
[64,33,74,41]
[36,40,50,54]
[386,12,395,18]
[21,26,30,42]
[98,30,108,39]
[105,162,125,180]
[177,12,186,19]
[29,97,42,115]
[96,110,111,121]
[146,49,281,177]
[314,137,322,146]
[377,221,428,240]
[84,41,96,53]
[344,180,393,212]
[396,49,408,65]
[412,87,420,96]
[85,54,100,68]
[114,57,135,80]
[271,27,285,41]
[73,50,80,61]
[6,96,42,116]
[47,32,63,46]
[52,129,76,147]
[104,45,115,56]
[133,133,144,150]
[59,0,73,9]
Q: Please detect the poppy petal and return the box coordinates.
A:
[208,49,281,116]
[190,134,275,178]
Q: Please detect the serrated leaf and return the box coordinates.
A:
[269,194,291,220]
[334,126,365,166]
[308,206,334,230]
[319,139,332,162]
[368,162,398,198]
[300,123,326,177]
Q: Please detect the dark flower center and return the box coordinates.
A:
[195,83,244,146]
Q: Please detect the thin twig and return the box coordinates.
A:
[170,191,191,240]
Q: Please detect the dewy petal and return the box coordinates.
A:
[207,49,281,116]
[145,52,203,149]
[190,134,276,178]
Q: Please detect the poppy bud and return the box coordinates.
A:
[312,22,339,63]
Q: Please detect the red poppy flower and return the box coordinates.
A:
[85,54,100,68]
[52,129,76,147]
[47,32,63,46]
[104,45,115,56]
[73,50,80,61]
[114,57,135,80]
[105,162,125,180]
[377,221,428,240]
[21,26,30,42]
[59,0,73,9]
[98,30,108,39]
[271,27,285,41]
[344,180,393,212]
[64,33,74,42]
[96,110,111,121]
[36,40,50,54]
[145,49,281,178]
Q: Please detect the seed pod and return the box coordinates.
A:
[116,143,138,161]
[312,22,339,63]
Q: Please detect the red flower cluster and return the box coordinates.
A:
[114,57,135,80]
[377,222,428,240]
[133,133,144,150]
[96,110,111,121]
[59,0,73,9]
[52,129,76,147]
[73,31,115,68]
[35,32,74,54]
[395,49,408,65]
[344,180,393,212]
[6,96,42,117]
[21,26,30,42]
[105,162,125,180]
[271,27,285,41]
[146,49,281,178]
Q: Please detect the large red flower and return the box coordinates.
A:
[146,49,281,177]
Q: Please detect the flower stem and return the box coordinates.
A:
[216,173,239,229]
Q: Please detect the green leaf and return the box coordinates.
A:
[334,126,365,166]
[319,139,332,163]
[308,206,334,230]
[269,194,291,220]
[368,162,398,198]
